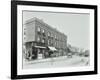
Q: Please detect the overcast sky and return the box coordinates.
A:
[23,11,90,50]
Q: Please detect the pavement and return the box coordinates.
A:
[23,56,68,64]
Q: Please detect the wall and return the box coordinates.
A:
[24,20,36,42]
[0,0,99,80]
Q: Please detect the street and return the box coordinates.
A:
[23,55,89,69]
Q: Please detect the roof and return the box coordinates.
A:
[24,17,67,37]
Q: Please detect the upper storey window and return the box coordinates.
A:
[37,27,41,32]
[55,35,57,39]
[51,33,53,38]
[37,36,41,42]
[42,39,45,43]
[42,29,45,33]
[48,32,51,37]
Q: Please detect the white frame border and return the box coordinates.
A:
[17,5,95,75]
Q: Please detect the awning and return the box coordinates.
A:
[48,46,57,51]
[34,46,46,49]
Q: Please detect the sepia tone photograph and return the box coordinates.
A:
[22,10,90,69]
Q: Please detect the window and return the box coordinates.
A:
[51,40,53,46]
[56,42,57,46]
[55,35,57,39]
[37,27,41,32]
[57,36,58,40]
[37,36,40,42]
[51,33,53,38]
[42,39,45,43]
[42,29,45,33]
[24,37,26,40]
[48,40,49,45]
[48,40,51,45]
[42,29,46,36]
[55,41,57,46]
[48,32,50,36]
[24,31,26,35]
[24,28,26,30]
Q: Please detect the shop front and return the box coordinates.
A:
[34,46,46,59]
[47,46,57,57]
[24,42,58,60]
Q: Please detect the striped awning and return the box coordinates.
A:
[34,46,46,49]
[48,46,57,51]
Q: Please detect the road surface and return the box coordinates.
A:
[23,55,89,69]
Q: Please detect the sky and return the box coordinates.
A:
[23,11,90,50]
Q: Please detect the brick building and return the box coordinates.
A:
[23,17,67,60]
